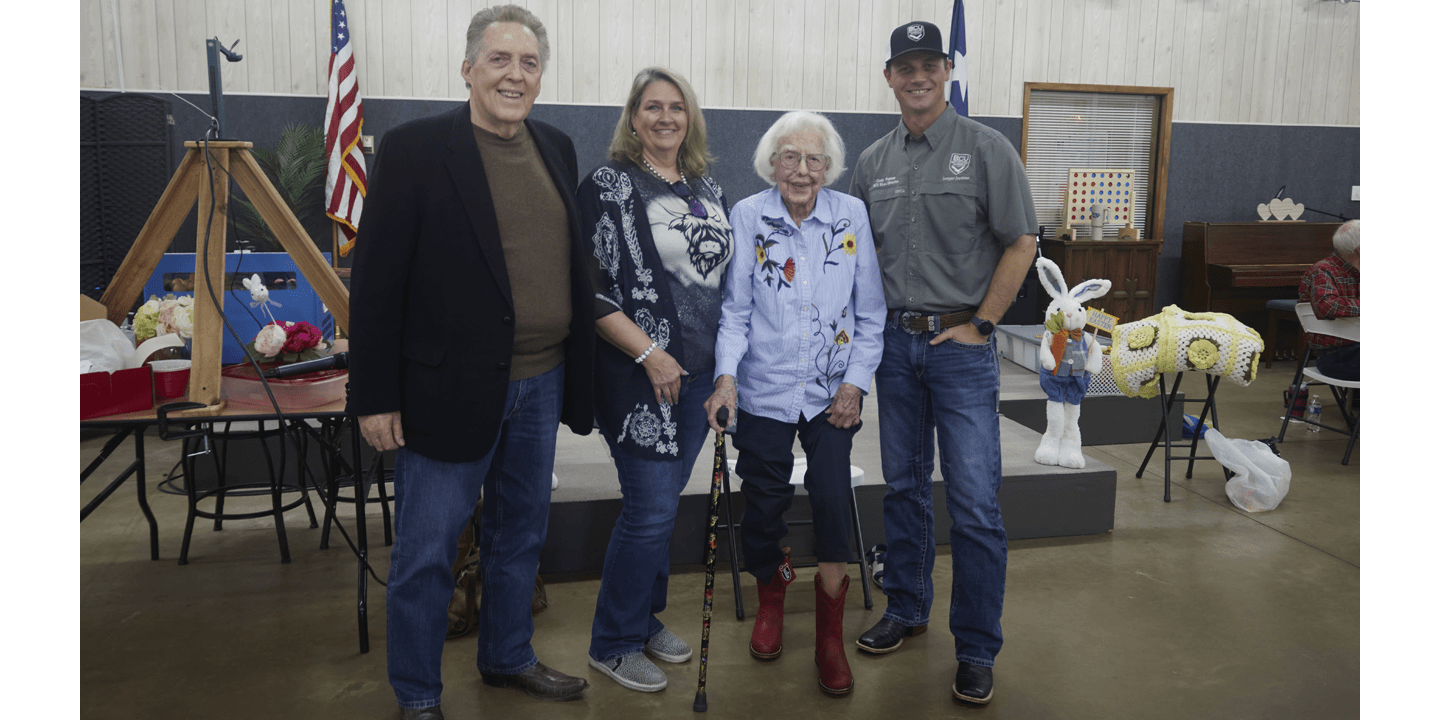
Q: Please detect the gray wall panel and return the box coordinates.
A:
[83,90,1359,316]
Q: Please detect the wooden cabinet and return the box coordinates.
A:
[1038,238,1163,325]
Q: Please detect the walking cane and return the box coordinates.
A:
[694,407,729,713]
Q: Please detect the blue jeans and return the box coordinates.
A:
[589,372,712,662]
[386,363,564,708]
[875,323,1006,667]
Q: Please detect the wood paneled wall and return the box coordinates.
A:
[80,0,1359,125]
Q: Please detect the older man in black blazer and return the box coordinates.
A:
[347,5,594,717]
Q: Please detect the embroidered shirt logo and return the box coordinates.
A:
[780,562,794,582]
[907,24,925,41]
[949,153,971,175]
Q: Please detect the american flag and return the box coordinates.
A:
[948,0,969,117]
[324,0,366,256]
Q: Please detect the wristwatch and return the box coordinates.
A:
[971,315,994,336]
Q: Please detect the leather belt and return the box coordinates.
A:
[888,309,976,334]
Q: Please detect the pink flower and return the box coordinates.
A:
[254,323,287,357]
[782,258,796,283]
[281,321,323,354]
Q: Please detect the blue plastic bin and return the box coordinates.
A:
[142,252,335,364]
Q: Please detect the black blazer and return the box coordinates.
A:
[347,103,595,463]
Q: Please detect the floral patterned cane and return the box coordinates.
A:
[694,407,729,712]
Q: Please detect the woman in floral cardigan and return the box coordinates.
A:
[578,67,734,693]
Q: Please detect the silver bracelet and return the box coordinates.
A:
[635,340,659,364]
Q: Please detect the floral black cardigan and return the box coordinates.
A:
[578,160,730,460]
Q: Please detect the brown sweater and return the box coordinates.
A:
[472,123,571,381]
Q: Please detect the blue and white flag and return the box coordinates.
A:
[948,0,968,117]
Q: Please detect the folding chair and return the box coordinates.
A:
[1275,303,1360,464]
[1263,298,1300,368]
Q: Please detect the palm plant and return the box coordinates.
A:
[233,123,328,252]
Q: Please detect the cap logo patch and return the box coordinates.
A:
[907,24,925,41]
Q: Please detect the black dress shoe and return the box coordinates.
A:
[481,661,588,701]
[400,707,444,720]
[952,662,994,704]
[855,618,926,654]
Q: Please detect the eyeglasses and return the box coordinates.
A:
[669,181,708,219]
[772,151,830,172]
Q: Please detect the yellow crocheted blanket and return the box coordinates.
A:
[1109,305,1264,398]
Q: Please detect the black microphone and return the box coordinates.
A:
[262,352,348,379]
[215,37,243,62]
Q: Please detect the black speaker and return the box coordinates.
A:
[80,93,173,302]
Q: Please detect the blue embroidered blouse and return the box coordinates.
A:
[714,187,886,424]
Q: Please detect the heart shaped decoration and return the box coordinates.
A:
[1256,203,1272,220]
[1268,198,1304,221]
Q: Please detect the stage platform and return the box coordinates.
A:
[540,355,1153,575]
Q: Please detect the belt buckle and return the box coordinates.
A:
[897,311,931,334]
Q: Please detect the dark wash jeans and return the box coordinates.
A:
[732,408,862,583]
[875,323,1007,667]
[386,363,564,708]
[588,373,712,662]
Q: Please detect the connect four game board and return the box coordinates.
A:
[1064,168,1136,238]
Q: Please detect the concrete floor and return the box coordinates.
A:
[79,363,1359,719]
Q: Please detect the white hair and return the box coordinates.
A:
[1332,219,1360,254]
[751,111,847,187]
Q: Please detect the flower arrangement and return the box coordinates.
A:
[239,273,329,363]
[133,294,194,342]
[247,320,329,363]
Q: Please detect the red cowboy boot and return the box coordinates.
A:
[749,549,794,659]
[815,574,853,695]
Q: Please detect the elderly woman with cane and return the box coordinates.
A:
[579,67,735,693]
[704,111,885,696]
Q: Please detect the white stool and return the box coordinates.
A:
[719,458,874,618]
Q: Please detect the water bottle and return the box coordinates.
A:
[1306,394,1322,433]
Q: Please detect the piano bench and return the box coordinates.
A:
[1264,299,1301,368]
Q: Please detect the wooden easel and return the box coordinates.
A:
[99,140,351,417]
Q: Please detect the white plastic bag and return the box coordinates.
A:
[80,319,139,374]
[1204,428,1292,512]
[79,320,183,374]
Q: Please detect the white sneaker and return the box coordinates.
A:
[588,652,667,692]
[644,627,693,663]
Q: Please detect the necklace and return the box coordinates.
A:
[641,156,685,184]
[638,157,707,220]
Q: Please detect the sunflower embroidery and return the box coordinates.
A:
[817,218,853,272]
[835,329,850,345]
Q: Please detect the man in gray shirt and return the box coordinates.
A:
[848,20,1037,705]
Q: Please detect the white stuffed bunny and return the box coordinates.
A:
[1034,257,1111,468]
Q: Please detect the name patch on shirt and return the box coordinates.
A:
[869,176,900,190]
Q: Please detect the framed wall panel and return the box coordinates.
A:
[1021,82,1174,242]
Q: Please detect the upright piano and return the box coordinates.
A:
[1181,221,1341,318]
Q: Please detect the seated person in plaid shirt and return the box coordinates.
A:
[1298,219,1359,381]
